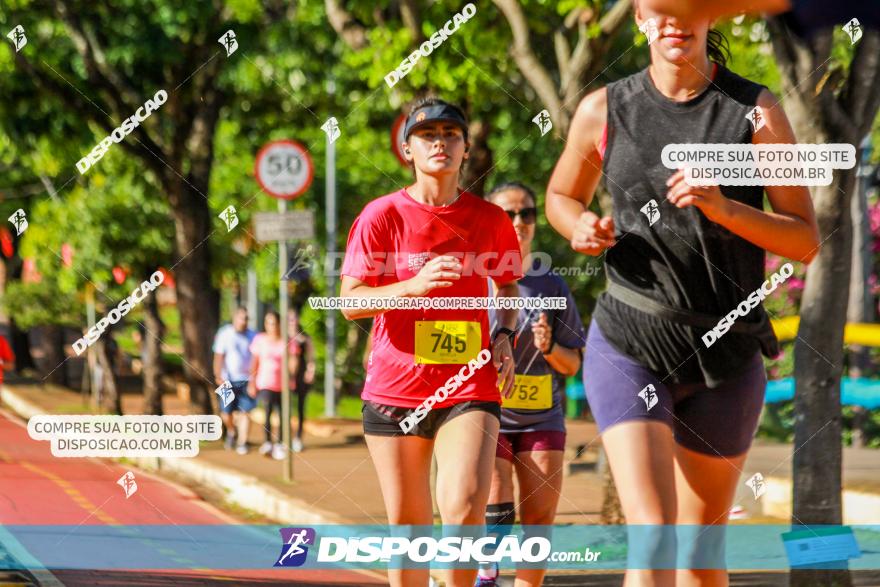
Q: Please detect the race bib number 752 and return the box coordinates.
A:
[501,373,552,410]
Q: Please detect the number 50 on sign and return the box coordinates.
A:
[255,140,314,200]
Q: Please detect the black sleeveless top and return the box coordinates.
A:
[593,64,771,387]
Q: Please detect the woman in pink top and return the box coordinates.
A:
[248,311,297,460]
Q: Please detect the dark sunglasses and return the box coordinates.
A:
[504,207,537,225]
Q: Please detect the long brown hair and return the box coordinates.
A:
[707,29,730,67]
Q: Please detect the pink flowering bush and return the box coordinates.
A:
[758,193,880,445]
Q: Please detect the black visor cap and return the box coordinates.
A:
[403,103,469,140]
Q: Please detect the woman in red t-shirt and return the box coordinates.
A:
[340,97,522,587]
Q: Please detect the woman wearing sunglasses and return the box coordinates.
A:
[477,182,585,587]
[340,97,523,587]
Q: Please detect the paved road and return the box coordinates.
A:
[2,407,878,587]
[0,408,386,586]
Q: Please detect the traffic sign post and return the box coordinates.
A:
[253,211,315,242]
[391,113,408,167]
[277,200,292,482]
[255,140,314,200]
[255,140,314,483]
[325,114,338,417]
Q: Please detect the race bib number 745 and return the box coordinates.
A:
[414,321,481,364]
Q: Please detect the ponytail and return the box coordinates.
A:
[707,29,730,67]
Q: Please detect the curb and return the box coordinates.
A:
[1,385,348,526]
[759,476,880,525]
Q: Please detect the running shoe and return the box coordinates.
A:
[291,437,304,453]
[271,443,286,460]
[224,433,235,451]
[474,562,499,586]
[259,441,273,456]
[235,444,249,456]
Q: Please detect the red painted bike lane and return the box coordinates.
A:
[0,409,386,585]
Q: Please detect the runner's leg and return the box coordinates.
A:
[602,421,678,587]
[234,411,249,447]
[488,457,515,504]
[584,321,678,586]
[434,409,500,587]
[480,450,515,583]
[512,448,564,587]
[270,392,283,447]
[673,446,745,587]
[671,353,765,586]
[259,390,276,444]
[365,434,434,587]
[234,383,254,450]
[295,387,306,440]
[223,410,236,447]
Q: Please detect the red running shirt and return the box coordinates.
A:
[342,189,523,408]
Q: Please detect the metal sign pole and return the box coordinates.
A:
[86,284,97,408]
[325,115,337,418]
[279,199,293,482]
[253,138,313,482]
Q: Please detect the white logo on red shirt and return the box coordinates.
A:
[408,252,430,273]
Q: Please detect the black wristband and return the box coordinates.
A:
[492,327,516,344]
[542,339,556,356]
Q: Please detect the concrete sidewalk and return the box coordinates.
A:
[2,379,878,527]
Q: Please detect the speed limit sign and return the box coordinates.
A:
[255,140,314,199]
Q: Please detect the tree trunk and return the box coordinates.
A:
[3,256,36,374]
[847,156,874,446]
[10,318,35,374]
[39,325,68,386]
[142,287,165,415]
[167,176,219,415]
[766,19,880,586]
[95,338,121,415]
[163,60,224,415]
[461,118,493,197]
[791,169,855,587]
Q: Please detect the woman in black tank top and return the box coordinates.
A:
[545,2,819,585]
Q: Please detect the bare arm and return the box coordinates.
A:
[530,313,580,376]
[546,88,607,241]
[248,353,260,397]
[666,89,820,263]
[339,255,463,320]
[492,280,520,333]
[492,280,520,398]
[546,89,617,256]
[304,337,316,384]
[288,347,300,380]
[544,346,581,377]
[212,352,225,385]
